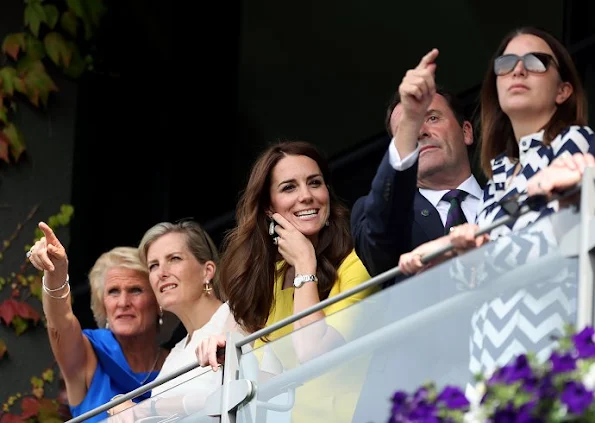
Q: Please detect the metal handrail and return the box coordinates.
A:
[237,188,580,348]
[66,363,214,423]
[66,185,581,422]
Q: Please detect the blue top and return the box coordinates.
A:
[69,329,159,423]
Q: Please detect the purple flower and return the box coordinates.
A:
[412,386,429,404]
[390,391,409,419]
[561,381,594,415]
[408,400,439,422]
[436,385,469,410]
[549,351,576,374]
[572,327,595,358]
[491,354,533,385]
[537,375,556,399]
[492,402,542,423]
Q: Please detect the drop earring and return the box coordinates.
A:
[105,321,109,329]
[158,306,163,326]
[325,220,330,226]
[203,279,212,295]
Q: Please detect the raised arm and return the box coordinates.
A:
[28,221,95,405]
[351,48,440,276]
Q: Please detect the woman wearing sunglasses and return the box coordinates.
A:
[397,26,594,396]
[399,26,594,273]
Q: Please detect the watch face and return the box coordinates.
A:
[294,275,317,288]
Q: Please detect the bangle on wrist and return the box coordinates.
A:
[42,274,70,299]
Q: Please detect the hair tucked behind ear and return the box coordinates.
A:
[220,141,353,335]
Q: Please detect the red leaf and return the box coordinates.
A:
[20,397,39,419]
[0,133,9,163]
[0,338,7,359]
[0,413,25,423]
[0,299,40,325]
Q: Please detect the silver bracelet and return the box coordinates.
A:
[42,274,69,292]
[42,275,70,299]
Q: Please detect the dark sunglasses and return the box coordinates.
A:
[494,52,558,76]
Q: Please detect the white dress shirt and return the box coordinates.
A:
[387,140,482,225]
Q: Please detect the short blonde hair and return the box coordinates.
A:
[138,220,221,299]
[89,246,150,328]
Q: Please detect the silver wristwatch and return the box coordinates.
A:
[293,274,318,288]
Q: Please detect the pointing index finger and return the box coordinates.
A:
[38,221,61,247]
[417,48,439,70]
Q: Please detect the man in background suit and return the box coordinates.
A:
[351,49,483,279]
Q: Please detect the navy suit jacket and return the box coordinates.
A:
[351,150,445,279]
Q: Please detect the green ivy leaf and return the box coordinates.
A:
[12,316,29,336]
[0,106,7,124]
[42,368,54,383]
[43,5,59,29]
[44,32,72,67]
[30,376,44,389]
[18,58,58,107]
[24,33,46,61]
[62,42,86,78]
[1,33,26,60]
[60,9,77,37]
[47,216,59,228]
[30,279,42,302]
[24,2,47,38]
[66,0,106,39]
[2,122,26,162]
[0,66,18,96]
[61,204,75,218]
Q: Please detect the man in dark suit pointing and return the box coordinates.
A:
[351,48,482,279]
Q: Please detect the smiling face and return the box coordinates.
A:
[496,34,572,124]
[146,232,213,315]
[103,267,159,338]
[268,154,330,243]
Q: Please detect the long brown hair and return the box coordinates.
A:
[220,141,353,334]
[480,26,588,177]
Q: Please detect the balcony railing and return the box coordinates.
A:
[68,168,595,423]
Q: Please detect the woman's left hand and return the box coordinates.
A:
[270,213,316,272]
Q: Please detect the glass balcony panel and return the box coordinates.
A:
[97,366,222,423]
[235,207,581,423]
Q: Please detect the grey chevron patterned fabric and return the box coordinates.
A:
[477,125,594,240]
[463,126,594,396]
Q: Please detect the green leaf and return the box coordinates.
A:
[30,376,44,389]
[12,316,29,336]
[0,66,18,96]
[30,281,42,302]
[2,33,26,60]
[86,0,107,27]
[44,32,72,67]
[48,216,59,228]
[24,2,47,37]
[60,204,75,218]
[24,33,46,61]
[43,5,59,29]
[63,42,86,78]
[0,105,7,124]
[42,368,54,382]
[18,58,58,107]
[66,0,106,39]
[2,122,26,161]
[60,9,77,37]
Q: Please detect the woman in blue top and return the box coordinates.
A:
[27,222,169,422]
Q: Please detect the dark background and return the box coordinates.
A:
[1,0,595,399]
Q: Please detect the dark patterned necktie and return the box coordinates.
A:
[442,189,469,234]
